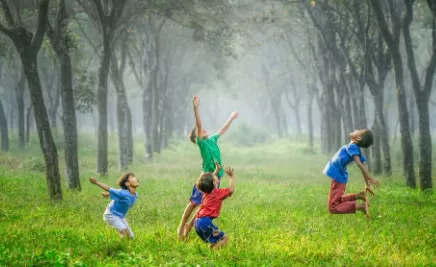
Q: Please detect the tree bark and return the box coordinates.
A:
[402,0,436,190]
[26,105,32,146]
[22,54,62,200]
[46,0,81,190]
[110,50,132,170]
[0,99,8,151]
[369,0,416,187]
[16,71,26,149]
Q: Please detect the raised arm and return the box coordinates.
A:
[218,112,239,136]
[89,177,110,192]
[193,96,203,138]
[212,161,222,177]
[225,167,235,194]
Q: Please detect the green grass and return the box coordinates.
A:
[0,135,436,266]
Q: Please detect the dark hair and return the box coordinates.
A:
[196,172,215,194]
[117,172,135,190]
[357,129,373,148]
[189,127,197,144]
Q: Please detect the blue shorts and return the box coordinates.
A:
[194,217,224,244]
[189,173,222,206]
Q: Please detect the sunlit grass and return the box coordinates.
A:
[0,134,435,266]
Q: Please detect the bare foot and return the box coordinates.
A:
[363,201,369,220]
[358,190,370,207]
[177,225,184,240]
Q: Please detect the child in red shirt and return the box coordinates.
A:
[194,166,235,250]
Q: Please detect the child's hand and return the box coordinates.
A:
[101,192,109,198]
[89,177,97,184]
[367,178,380,188]
[193,96,200,107]
[365,185,375,196]
[225,167,234,178]
[213,161,222,173]
[230,111,239,120]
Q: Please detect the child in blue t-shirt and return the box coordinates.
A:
[323,129,380,218]
[89,173,139,238]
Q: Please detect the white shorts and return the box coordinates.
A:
[103,210,134,238]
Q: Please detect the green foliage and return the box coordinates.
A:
[1,136,436,265]
[74,72,96,114]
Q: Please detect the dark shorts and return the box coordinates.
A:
[189,173,222,206]
[194,217,224,244]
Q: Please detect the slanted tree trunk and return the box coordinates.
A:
[0,99,8,151]
[0,0,62,199]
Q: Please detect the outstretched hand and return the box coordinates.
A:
[213,161,222,174]
[225,167,234,178]
[193,96,200,108]
[230,111,239,120]
[89,177,97,184]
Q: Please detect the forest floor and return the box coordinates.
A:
[0,135,435,266]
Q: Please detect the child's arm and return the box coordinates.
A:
[89,177,110,192]
[217,112,238,136]
[213,161,222,177]
[353,156,380,191]
[193,96,203,138]
[225,167,235,194]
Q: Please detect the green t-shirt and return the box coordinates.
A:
[196,133,224,177]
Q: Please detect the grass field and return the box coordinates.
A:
[0,134,436,266]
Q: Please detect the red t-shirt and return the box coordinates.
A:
[197,188,232,218]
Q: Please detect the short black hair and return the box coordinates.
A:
[117,172,135,190]
[196,172,215,194]
[357,129,373,148]
[189,127,196,144]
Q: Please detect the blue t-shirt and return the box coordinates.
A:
[323,143,366,184]
[106,188,138,218]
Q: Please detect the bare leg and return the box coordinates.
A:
[177,202,196,239]
[183,207,200,238]
[210,235,228,250]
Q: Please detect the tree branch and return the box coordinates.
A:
[403,0,422,98]
[31,0,50,51]
[423,0,436,98]
[0,0,16,27]
[368,0,397,50]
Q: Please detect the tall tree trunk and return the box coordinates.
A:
[402,0,435,190]
[96,34,111,175]
[26,105,33,146]
[416,101,432,190]
[374,93,392,176]
[307,89,314,151]
[369,0,416,187]
[371,117,382,174]
[22,53,62,200]
[143,78,153,160]
[0,99,9,151]
[16,72,26,149]
[59,52,80,190]
[408,92,416,136]
[110,51,132,170]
